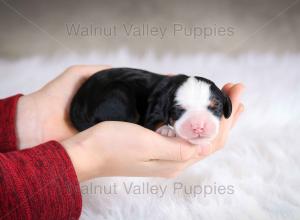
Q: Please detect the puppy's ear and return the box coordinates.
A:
[210,83,232,119]
[223,94,232,119]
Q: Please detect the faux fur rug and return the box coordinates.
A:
[1,52,299,220]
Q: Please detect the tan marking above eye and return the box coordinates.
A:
[209,99,217,108]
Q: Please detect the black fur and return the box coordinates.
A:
[70,68,232,131]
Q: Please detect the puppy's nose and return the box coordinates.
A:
[191,122,205,134]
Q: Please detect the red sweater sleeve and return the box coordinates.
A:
[0,94,22,152]
[0,95,82,219]
[0,141,82,219]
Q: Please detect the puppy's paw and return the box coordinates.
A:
[156,125,176,137]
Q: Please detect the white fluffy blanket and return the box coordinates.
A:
[1,52,299,220]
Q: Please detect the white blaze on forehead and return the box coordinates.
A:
[175,76,211,110]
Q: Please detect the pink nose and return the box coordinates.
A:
[191,122,205,134]
[177,113,217,140]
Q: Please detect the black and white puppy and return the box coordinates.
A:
[70,68,232,145]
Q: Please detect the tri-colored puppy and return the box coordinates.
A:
[70,68,232,145]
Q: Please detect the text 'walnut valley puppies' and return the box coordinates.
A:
[70,68,232,147]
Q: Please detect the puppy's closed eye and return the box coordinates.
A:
[169,105,185,125]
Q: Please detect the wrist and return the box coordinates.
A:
[61,130,106,182]
[16,93,41,149]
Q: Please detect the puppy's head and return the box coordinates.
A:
[145,75,232,144]
[170,76,232,144]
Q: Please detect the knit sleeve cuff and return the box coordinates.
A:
[0,94,23,152]
[0,140,82,219]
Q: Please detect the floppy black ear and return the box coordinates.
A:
[223,94,232,119]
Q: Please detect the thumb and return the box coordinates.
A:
[148,134,197,161]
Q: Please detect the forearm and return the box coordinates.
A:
[0,94,83,218]
[0,141,82,219]
[61,127,106,182]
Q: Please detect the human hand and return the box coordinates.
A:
[17,64,244,181]
[16,65,111,148]
[62,121,199,181]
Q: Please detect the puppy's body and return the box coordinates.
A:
[70,68,183,130]
[70,68,232,144]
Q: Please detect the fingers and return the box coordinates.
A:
[231,103,244,128]
[227,83,245,115]
[150,135,197,162]
[222,82,243,120]
[222,83,234,93]
[166,72,176,76]
[147,150,205,178]
[65,65,112,77]
[227,84,245,130]
[47,65,112,89]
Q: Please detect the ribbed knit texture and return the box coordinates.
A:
[0,95,82,219]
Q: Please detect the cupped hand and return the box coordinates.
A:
[16,65,111,148]
[16,65,244,180]
[62,121,201,181]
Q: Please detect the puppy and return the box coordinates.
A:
[70,68,232,145]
